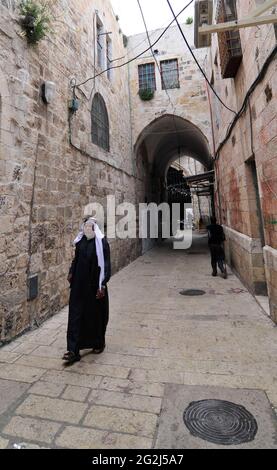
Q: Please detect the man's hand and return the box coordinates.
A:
[96,288,106,300]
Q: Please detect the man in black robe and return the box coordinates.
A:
[63,218,111,364]
[207,216,227,279]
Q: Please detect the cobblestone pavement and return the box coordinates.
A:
[0,235,276,449]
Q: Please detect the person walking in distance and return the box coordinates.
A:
[207,216,227,279]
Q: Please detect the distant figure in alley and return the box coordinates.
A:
[207,217,227,279]
[63,217,111,364]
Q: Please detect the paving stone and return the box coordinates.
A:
[28,381,65,398]
[0,364,45,384]
[0,379,30,415]
[56,426,152,449]
[15,355,64,371]
[0,341,23,352]
[11,342,43,355]
[129,368,184,385]
[29,346,65,359]
[15,395,88,424]
[83,352,160,370]
[0,351,22,364]
[69,362,130,379]
[12,442,49,449]
[24,336,58,347]
[41,370,102,389]
[62,385,90,402]
[266,389,277,408]
[88,389,162,414]
[83,405,157,438]
[0,437,9,449]
[99,377,165,397]
[3,416,62,444]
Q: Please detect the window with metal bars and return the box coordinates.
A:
[216,0,243,78]
[91,93,109,152]
[138,63,156,91]
[160,59,180,90]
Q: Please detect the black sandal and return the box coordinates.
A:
[91,345,106,355]
[62,351,81,363]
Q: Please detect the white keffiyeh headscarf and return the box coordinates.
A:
[73,218,105,290]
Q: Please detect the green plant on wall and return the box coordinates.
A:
[186,17,193,24]
[18,0,55,44]
[139,89,155,101]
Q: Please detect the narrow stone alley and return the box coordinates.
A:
[0,235,276,449]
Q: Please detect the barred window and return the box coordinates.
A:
[160,59,180,90]
[138,63,156,91]
[91,93,109,152]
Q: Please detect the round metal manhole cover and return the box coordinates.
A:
[180,289,206,296]
[183,400,258,446]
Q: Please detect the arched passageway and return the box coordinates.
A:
[135,114,213,202]
[135,114,214,247]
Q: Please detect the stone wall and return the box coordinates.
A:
[128,23,212,150]
[0,0,142,343]
[208,0,277,322]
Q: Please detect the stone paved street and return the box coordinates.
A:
[0,235,276,449]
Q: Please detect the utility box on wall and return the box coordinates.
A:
[27,274,39,301]
[194,0,213,48]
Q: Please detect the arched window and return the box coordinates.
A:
[91,93,109,151]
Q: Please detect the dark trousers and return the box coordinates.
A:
[209,244,225,274]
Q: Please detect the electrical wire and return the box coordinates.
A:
[73,1,194,92]
[165,0,237,115]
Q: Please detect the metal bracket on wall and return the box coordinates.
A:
[199,0,277,35]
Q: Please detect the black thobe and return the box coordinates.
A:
[67,236,111,354]
[207,224,226,272]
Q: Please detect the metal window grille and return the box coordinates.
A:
[160,59,180,90]
[138,63,156,91]
[91,93,109,151]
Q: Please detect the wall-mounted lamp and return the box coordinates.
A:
[41,81,56,104]
[68,98,80,112]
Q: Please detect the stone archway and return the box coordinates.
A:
[135,114,213,252]
[135,114,213,203]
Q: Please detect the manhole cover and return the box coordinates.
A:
[183,400,258,446]
[180,289,206,296]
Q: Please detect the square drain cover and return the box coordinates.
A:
[155,385,277,449]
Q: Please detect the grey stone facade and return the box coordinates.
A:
[0,0,212,343]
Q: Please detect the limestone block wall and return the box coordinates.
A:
[0,0,142,343]
[223,226,267,296]
[127,24,212,153]
[208,0,277,321]
[264,246,277,323]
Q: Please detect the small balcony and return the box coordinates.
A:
[216,0,243,79]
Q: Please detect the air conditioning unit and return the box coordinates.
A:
[194,0,213,48]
